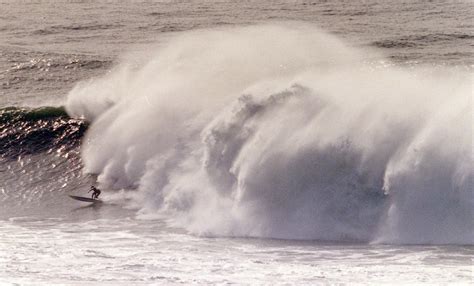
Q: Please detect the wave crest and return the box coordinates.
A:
[66,24,473,244]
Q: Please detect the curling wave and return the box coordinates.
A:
[66,24,473,244]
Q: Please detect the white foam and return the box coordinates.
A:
[66,24,473,244]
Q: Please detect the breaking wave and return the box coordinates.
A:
[66,24,473,244]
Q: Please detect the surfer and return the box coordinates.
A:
[88,186,101,199]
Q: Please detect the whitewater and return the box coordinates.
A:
[66,24,473,245]
[1,1,473,284]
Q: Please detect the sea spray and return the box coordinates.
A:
[66,24,473,244]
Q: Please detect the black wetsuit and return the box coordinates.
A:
[89,187,101,199]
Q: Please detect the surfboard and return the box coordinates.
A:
[69,195,101,203]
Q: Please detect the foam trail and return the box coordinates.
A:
[67,24,473,244]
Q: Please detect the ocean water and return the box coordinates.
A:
[0,0,473,284]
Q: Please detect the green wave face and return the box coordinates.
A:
[0,106,88,157]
